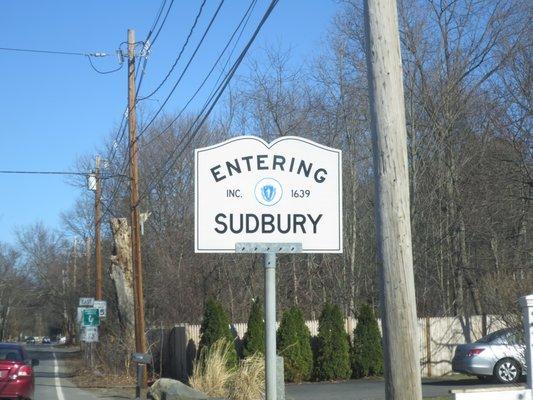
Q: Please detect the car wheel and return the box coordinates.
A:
[494,358,521,384]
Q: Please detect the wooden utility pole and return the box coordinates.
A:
[128,29,147,362]
[363,1,423,399]
[72,237,78,292]
[94,155,103,300]
[85,237,92,295]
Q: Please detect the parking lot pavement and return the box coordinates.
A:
[286,376,526,400]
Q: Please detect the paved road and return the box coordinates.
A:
[24,344,526,400]
[286,376,525,400]
[27,344,104,400]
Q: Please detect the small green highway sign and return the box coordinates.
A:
[82,308,100,327]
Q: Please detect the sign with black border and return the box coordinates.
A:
[195,136,342,253]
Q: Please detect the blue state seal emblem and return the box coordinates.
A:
[255,178,282,206]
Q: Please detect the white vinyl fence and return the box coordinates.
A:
[174,314,506,377]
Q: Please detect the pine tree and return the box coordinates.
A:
[277,307,313,382]
[243,298,265,357]
[314,303,351,380]
[198,298,238,366]
[351,303,383,378]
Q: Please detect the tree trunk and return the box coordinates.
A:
[110,218,136,354]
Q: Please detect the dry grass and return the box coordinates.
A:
[189,339,234,397]
[66,353,135,388]
[228,353,265,400]
[189,339,265,400]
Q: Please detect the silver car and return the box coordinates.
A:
[452,328,526,383]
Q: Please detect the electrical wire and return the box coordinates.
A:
[95,0,175,224]
[147,0,168,38]
[115,0,257,198]
[137,0,280,205]
[0,170,88,176]
[137,0,225,135]
[0,45,125,75]
[97,0,209,224]
[0,170,127,179]
[139,0,207,101]
[138,0,258,149]
[199,0,258,115]
[134,0,175,96]
[0,46,92,57]
[86,55,124,75]
[103,1,169,179]
[107,0,175,167]
[148,0,175,48]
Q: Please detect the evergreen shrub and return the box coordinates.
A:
[314,303,351,380]
[277,307,313,382]
[350,303,383,378]
[199,298,238,367]
[243,298,265,357]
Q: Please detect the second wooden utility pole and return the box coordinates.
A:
[363,0,423,399]
[85,237,92,295]
[94,155,103,300]
[127,29,147,365]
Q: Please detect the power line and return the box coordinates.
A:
[135,0,175,93]
[0,170,88,176]
[86,55,124,74]
[146,0,168,38]
[0,170,127,179]
[102,0,253,218]
[137,0,226,135]
[148,0,175,48]
[115,0,257,188]
[139,0,207,101]
[137,0,280,204]
[102,0,170,201]
[0,45,125,75]
[138,0,258,148]
[133,0,176,107]
[83,0,189,192]
[197,0,258,116]
[96,0,177,225]
[0,46,99,57]
[106,0,175,167]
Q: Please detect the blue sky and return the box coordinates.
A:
[0,0,340,245]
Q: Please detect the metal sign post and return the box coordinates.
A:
[196,136,342,400]
[237,243,301,400]
[131,353,152,400]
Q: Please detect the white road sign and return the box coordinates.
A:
[79,297,94,307]
[81,326,98,343]
[195,136,342,253]
[93,300,107,318]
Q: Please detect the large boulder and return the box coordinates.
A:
[149,378,210,400]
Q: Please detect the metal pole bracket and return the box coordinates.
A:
[235,243,302,254]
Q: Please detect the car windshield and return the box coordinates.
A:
[0,347,22,361]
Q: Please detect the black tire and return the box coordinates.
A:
[494,358,521,384]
